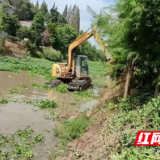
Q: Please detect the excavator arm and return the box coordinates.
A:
[92,26,112,60]
[67,26,112,73]
[68,30,93,72]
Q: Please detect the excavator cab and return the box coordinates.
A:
[75,55,89,78]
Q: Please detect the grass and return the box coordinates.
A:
[0,57,108,87]
[55,115,90,146]
[0,57,54,80]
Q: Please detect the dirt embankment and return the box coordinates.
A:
[56,80,122,160]
[2,40,27,58]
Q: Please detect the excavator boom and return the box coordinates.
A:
[68,30,93,71]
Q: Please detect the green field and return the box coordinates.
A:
[0,57,108,87]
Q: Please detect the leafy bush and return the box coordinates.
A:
[35,51,43,58]
[7,36,20,43]
[43,47,63,61]
[16,26,34,40]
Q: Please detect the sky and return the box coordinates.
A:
[30,0,116,46]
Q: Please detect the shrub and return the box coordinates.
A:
[35,51,43,58]
[16,26,34,41]
[43,47,63,61]
[7,36,20,43]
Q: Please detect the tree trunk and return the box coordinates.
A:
[123,58,134,98]
[154,82,159,98]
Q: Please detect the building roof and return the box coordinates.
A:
[20,21,32,27]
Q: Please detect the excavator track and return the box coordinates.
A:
[68,78,92,91]
[45,79,62,87]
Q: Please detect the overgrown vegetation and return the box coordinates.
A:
[0,0,105,61]
[0,57,53,80]
[0,57,107,88]
[91,0,160,98]
[55,115,90,146]
[43,47,63,61]
[0,127,44,159]
[104,96,160,159]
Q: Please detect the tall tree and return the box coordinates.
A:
[10,0,35,20]
[66,5,80,32]
[40,1,48,14]
[62,5,68,19]
[30,12,45,45]
[0,4,20,36]
[50,6,59,23]
[92,0,160,97]
[54,24,77,58]
[67,6,72,24]
[74,6,80,32]
[70,5,77,28]
[49,4,66,25]
[34,0,39,13]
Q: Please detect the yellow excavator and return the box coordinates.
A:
[47,28,111,91]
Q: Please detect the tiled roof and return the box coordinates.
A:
[20,21,32,27]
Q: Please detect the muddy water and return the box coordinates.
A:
[80,99,98,111]
[0,102,58,159]
[0,71,99,159]
[0,71,46,99]
[0,102,54,134]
